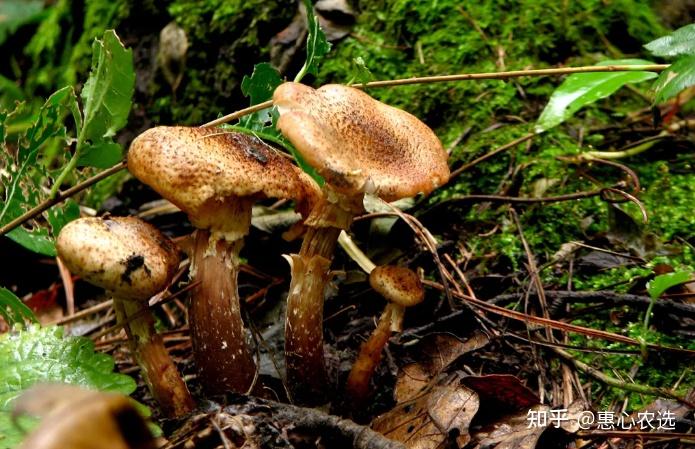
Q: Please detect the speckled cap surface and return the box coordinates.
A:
[369,265,425,307]
[127,127,319,229]
[56,217,180,300]
[273,82,450,201]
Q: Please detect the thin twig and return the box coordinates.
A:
[349,65,669,89]
[449,132,536,180]
[202,65,670,128]
[0,161,127,237]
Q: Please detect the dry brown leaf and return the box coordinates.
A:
[395,332,489,402]
[372,373,480,449]
[473,404,550,449]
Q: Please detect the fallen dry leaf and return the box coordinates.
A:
[473,404,551,449]
[395,332,489,402]
[372,373,480,449]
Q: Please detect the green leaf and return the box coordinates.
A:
[0,326,136,448]
[535,59,658,133]
[652,54,695,104]
[78,29,134,167]
[239,62,282,131]
[0,288,36,328]
[646,271,692,300]
[5,227,56,256]
[0,88,77,256]
[78,141,122,168]
[644,23,695,58]
[294,0,332,82]
[0,0,45,46]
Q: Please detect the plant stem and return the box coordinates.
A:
[49,151,80,199]
[113,297,195,417]
[189,229,257,394]
[201,65,669,128]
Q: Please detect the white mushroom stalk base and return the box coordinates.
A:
[189,229,256,394]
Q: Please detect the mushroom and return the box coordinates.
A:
[56,216,194,417]
[127,126,318,394]
[16,384,155,449]
[345,265,424,404]
[273,82,449,402]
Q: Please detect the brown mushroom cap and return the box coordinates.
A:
[369,265,424,307]
[56,217,180,300]
[127,127,319,236]
[273,82,450,201]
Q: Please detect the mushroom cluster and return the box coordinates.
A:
[57,81,448,410]
[127,127,318,394]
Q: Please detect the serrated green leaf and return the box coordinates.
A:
[294,0,332,82]
[78,29,134,167]
[0,0,45,46]
[646,271,692,300]
[0,288,36,328]
[0,87,76,256]
[0,326,136,448]
[535,59,658,133]
[652,54,695,104]
[644,23,695,58]
[77,30,135,168]
[239,63,282,131]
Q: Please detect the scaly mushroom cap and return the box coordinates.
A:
[127,126,319,236]
[273,82,450,201]
[56,217,180,300]
[369,265,424,307]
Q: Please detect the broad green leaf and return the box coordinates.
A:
[294,0,332,82]
[79,30,134,166]
[652,54,695,104]
[646,271,692,299]
[535,59,658,132]
[0,0,44,46]
[6,227,56,256]
[644,24,695,58]
[78,141,122,168]
[0,326,136,448]
[0,288,36,328]
[239,62,282,131]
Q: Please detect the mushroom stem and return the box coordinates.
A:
[286,188,364,403]
[113,297,195,417]
[189,228,256,394]
[285,225,341,403]
[344,306,394,405]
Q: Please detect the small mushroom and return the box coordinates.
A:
[345,265,424,404]
[56,217,194,417]
[127,126,318,394]
[273,82,449,402]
